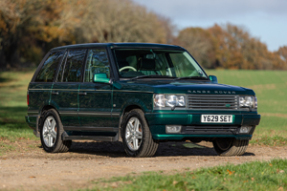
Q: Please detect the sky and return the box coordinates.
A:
[132,0,287,51]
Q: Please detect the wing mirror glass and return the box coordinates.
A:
[209,75,218,83]
[93,73,111,84]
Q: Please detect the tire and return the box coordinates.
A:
[39,109,71,153]
[121,109,158,157]
[213,138,249,156]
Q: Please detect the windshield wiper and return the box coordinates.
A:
[131,75,176,80]
[175,76,209,80]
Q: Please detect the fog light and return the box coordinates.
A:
[239,126,252,134]
[166,125,182,133]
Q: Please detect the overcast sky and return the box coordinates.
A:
[132,0,287,51]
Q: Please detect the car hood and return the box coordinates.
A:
[118,80,255,95]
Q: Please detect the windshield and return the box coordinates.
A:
[114,49,207,79]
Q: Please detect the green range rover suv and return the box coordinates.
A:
[25,43,261,157]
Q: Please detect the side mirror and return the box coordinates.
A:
[93,73,122,89]
[93,73,111,84]
[209,75,218,83]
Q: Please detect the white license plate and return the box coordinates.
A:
[201,115,233,123]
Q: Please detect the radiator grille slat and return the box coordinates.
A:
[188,95,238,110]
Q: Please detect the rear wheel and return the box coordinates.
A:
[40,109,71,153]
[213,138,249,156]
[122,109,158,157]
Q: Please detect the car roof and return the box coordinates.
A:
[51,43,184,51]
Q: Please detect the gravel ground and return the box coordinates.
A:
[0,140,287,191]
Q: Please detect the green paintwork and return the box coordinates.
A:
[25,115,37,130]
[152,134,252,141]
[93,73,110,84]
[78,83,115,128]
[26,43,261,141]
[209,75,218,83]
[50,83,80,126]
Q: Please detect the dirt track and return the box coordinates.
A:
[1,141,287,191]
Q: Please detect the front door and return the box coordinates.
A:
[78,48,116,135]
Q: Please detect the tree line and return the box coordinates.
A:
[0,0,286,70]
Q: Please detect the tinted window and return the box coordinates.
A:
[35,51,64,82]
[84,48,110,82]
[57,51,68,82]
[114,49,207,78]
[62,49,86,82]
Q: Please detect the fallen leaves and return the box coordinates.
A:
[227,169,235,175]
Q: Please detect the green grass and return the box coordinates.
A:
[0,69,287,144]
[0,70,37,141]
[206,70,287,144]
[85,159,287,191]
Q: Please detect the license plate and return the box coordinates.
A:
[201,115,233,123]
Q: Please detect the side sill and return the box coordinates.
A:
[63,126,118,132]
[61,132,119,142]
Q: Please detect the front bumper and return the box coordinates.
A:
[145,111,260,141]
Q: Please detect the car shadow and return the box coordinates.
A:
[67,141,255,157]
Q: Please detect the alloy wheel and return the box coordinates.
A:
[125,117,143,151]
[42,116,57,147]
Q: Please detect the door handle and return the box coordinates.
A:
[52,91,59,95]
[78,92,87,96]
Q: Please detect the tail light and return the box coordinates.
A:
[27,92,29,106]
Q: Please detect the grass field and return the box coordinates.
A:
[207,70,287,145]
[0,69,287,146]
[85,159,287,190]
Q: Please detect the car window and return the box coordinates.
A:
[84,48,110,82]
[56,51,68,82]
[114,49,206,78]
[62,49,86,82]
[169,52,202,77]
[35,51,65,82]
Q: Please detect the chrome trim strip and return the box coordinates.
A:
[27,110,39,115]
[29,88,153,93]
[78,111,111,116]
[113,90,153,93]
[59,111,121,116]
[111,112,120,117]
[59,111,78,115]
[29,89,52,91]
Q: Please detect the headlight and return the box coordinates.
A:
[154,94,165,107]
[154,94,186,108]
[239,96,257,108]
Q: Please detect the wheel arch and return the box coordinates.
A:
[118,104,145,142]
[37,104,60,133]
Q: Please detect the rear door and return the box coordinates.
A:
[28,50,65,125]
[78,48,116,134]
[51,49,87,127]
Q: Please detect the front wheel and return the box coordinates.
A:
[213,138,249,156]
[121,109,158,157]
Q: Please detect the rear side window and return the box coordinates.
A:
[57,51,68,82]
[84,48,110,82]
[62,49,86,82]
[35,51,65,82]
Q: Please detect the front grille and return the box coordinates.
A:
[187,95,238,110]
